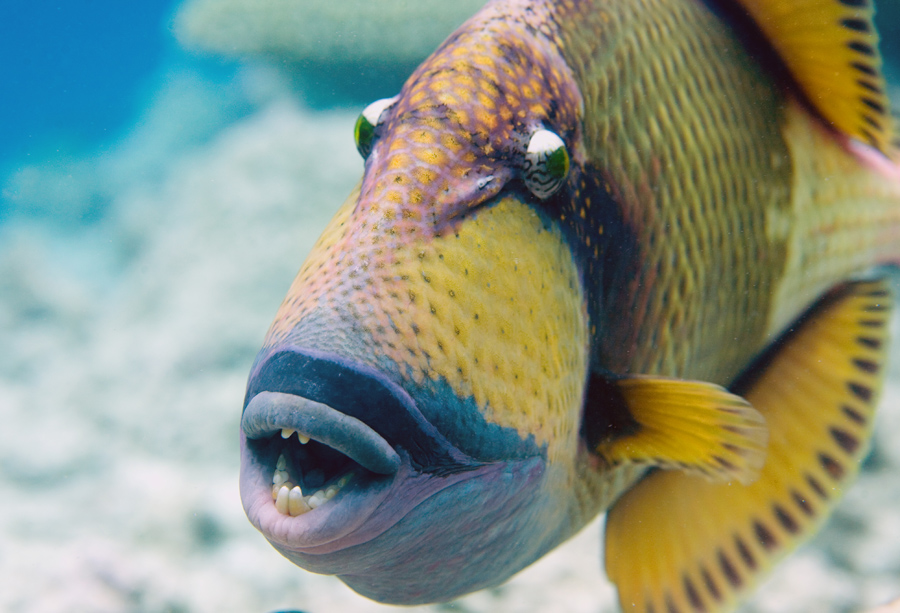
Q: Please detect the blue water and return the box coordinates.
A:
[0,1,179,164]
[0,1,261,225]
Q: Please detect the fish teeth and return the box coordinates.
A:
[281,428,310,444]
[288,486,310,515]
[272,480,294,499]
[275,485,290,514]
[270,465,354,516]
[272,454,290,487]
[307,492,325,509]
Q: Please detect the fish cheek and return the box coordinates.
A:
[372,194,590,467]
[334,456,553,605]
[263,184,362,350]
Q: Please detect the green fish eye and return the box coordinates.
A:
[524,129,570,199]
[354,95,399,158]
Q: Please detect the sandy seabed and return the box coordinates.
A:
[2,91,899,613]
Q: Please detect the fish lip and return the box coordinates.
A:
[241,391,401,475]
[241,346,479,551]
[244,346,474,472]
[240,428,401,551]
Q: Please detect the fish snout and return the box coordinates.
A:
[239,347,477,552]
[242,391,401,477]
[239,186,590,600]
[244,347,472,472]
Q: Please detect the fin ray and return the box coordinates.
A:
[592,376,767,486]
[604,280,892,612]
[733,0,893,153]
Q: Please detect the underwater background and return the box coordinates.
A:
[1,1,900,611]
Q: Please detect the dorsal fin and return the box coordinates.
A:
[732,0,893,155]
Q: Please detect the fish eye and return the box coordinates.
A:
[354,95,398,158]
[523,129,570,199]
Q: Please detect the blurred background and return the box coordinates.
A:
[1,1,899,612]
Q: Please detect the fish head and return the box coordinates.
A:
[240,9,598,604]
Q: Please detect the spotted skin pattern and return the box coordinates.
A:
[247,0,900,607]
[261,0,900,506]
[263,2,594,466]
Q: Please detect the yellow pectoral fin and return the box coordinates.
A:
[592,376,768,486]
[734,0,892,154]
[605,280,892,613]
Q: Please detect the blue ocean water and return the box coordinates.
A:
[0,1,176,165]
[0,1,261,225]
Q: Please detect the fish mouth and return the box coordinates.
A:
[240,347,478,554]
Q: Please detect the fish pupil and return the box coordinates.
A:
[545,145,570,179]
[354,114,376,158]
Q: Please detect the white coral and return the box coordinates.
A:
[175,0,488,65]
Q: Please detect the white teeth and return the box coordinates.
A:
[270,465,354,516]
[288,486,311,516]
[281,429,310,444]
[272,481,294,499]
[271,444,353,516]
[275,486,290,514]
[273,454,290,487]
[307,492,325,509]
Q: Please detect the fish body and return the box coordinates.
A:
[240,0,900,610]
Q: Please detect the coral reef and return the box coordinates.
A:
[176,0,486,64]
[174,0,488,104]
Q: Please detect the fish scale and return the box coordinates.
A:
[550,0,791,384]
[263,2,591,465]
[240,0,900,610]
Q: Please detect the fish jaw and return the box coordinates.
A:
[238,187,592,601]
[240,346,479,551]
[329,457,552,604]
[238,4,595,596]
[239,347,560,603]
